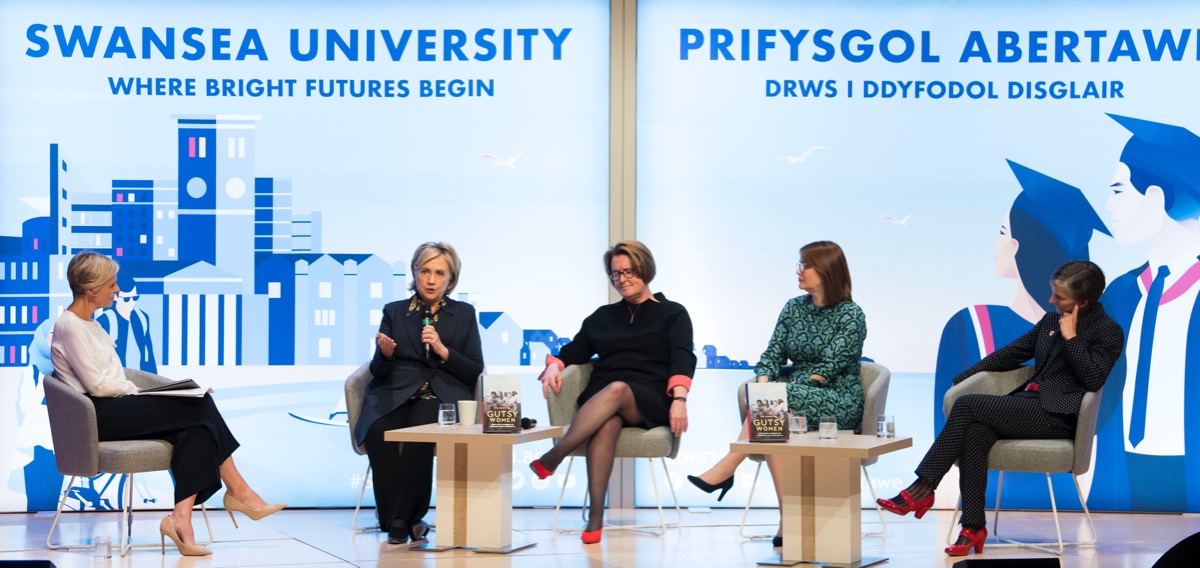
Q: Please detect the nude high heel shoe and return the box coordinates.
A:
[223,493,286,528]
[159,515,212,556]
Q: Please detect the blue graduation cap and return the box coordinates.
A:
[1109,113,1200,220]
[1007,159,1110,259]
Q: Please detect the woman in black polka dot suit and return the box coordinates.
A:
[877,260,1124,557]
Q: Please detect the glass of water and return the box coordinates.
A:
[877,415,896,438]
[789,413,807,435]
[819,415,838,440]
[439,403,456,426]
[93,536,112,559]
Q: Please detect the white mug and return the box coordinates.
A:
[458,400,479,426]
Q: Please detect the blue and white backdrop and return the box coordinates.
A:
[3,0,1200,515]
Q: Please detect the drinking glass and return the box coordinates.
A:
[877,415,896,438]
[439,403,456,426]
[93,536,112,559]
[789,413,807,435]
[819,415,838,440]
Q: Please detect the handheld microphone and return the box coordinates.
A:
[421,308,434,359]
[521,417,538,430]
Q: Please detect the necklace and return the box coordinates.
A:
[627,301,643,324]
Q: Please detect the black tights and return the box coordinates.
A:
[538,382,644,532]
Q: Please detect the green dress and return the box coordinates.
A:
[754,295,867,432]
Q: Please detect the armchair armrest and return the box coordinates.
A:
[123,368,176,390]
[943,367,1034,418]
[547,363,591,427]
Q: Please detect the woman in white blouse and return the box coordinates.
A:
[51,252,283,556]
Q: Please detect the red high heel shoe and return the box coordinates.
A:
[581,528,602,544]
[876,489,935,519]
[530,459,554,480]
[945,526,987,556]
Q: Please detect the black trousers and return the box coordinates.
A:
[90,393,240,505]
[363,397,440,531]
[916,393,1075,527]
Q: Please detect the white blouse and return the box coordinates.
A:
[51,310,139,397]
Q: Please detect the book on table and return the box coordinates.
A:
[745,382,789,442]
[482,375,521,433]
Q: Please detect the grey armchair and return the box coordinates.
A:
[942,366,1100,554]
[343,362,377,531]
[736,361,892,538]
[545,363,682,535]
[344,362,483,532]
[43,369,213,556]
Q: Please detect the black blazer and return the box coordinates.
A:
[353,296,484,446]
[951,303,1125,416]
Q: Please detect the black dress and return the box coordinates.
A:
[555,293,697,427]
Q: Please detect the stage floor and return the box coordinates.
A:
[1,506,1196,567]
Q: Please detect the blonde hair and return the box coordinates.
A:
[603,240,657,283]
[66,251,119,298]
[408,242,462,296]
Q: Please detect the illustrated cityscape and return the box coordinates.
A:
[0,115,749,374]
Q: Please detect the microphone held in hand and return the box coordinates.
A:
[421,307,434,359]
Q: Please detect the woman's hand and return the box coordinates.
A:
[375,332,396,359]
[540,364,563,398]
[809,374,827,383]
[670,398,688,435]
[1059,304,1079,340]
[756,375,770,383]
[422,325,449,361]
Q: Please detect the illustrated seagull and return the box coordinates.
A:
[778,146,831,164]
[476,150,524,169]
[881,214,912,226]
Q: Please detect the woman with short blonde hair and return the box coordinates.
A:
[51,251,283,557]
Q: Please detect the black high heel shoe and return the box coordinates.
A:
[687,474,735,502]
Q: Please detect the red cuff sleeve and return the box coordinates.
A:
[666,375,692,395]
[539,355,566,381]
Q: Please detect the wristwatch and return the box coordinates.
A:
[672,396,687,403]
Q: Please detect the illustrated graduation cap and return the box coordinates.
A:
[1007,159,1110,260]
[1109,113,1200,220]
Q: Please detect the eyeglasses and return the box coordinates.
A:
[119,295,140,302]
[610,269,637,281]
[796,261,810,271]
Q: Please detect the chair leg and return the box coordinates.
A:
[595,457,681,535]
[946,495,963,546]
[197,503,214,545]
[551,456,578,533]
[46,475,87,551]
[861,463,887,536]
[120,474,131,557]
[992,470,1005,540]
[739,461,773,540]
[981,472,1098,555]
[1046,472,1065,555]
[1072,474,1099,547]
[352,463,374,531]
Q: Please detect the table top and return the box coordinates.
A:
[730,434,912,459]
[383,423,563,445]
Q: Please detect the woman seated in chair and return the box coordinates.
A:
[50,252,283,557]
[878,260,1123,557]
[688,240,866,547]
[531,240,696,544]
[356,242,484,544]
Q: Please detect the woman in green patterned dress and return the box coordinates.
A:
[687,240,866,544]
